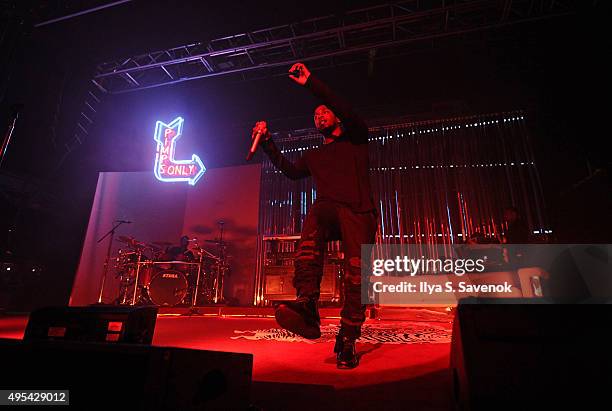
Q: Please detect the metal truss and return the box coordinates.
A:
[56,84,104,171]
[93,0,584,94]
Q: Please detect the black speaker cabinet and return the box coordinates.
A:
[263,263,341,302]
[450,298,612,410]
[0,338,253,410]
[24,305,158,344]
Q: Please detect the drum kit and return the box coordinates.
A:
[111,235,229,307]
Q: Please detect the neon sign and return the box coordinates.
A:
[154,116,205,185]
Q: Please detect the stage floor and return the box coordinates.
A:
[0,308,454,410]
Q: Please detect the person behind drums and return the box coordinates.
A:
[161,235,195,262]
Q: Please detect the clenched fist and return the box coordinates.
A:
[288,62,311,86]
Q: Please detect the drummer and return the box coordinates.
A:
[161,235,195,262]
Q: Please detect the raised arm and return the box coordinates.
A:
[253,120,310,180]
[289,63,369,144]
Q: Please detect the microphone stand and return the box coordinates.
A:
[95,221,126,304]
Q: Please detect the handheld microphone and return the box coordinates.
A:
[114,220,133,224]
[246,129,264,161]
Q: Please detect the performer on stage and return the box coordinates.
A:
[161,235,194,262]
[502,206,529,245]
[252,62,376,369]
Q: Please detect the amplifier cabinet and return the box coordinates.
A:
[263,263,341,303]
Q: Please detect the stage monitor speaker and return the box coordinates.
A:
[24,305,158,344]
[0,338,253,410]
[450,298,612,410]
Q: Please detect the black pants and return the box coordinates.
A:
[293,200,377,338]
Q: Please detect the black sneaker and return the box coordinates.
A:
[275,297,321,339]
[335,335,359,369]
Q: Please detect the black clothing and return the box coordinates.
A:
[295,200,376,334]
[274,297,321,340]
[263,75,376,335]
[163,246,193,261]
[262,75,375,213]
[504,220,530,244]
[503,219,530,268]
[335,334,359,369]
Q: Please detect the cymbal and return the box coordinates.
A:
[117,236,147,249]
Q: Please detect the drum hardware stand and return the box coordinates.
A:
[95,220,128,304]
[181,236,226,315]
[214,220,227,304]
[113,270,130,305]
[192,257,203,307]
[130,253,145,305]
[214,261,228,304]
[182,251,205,316]
[181,245,218,316]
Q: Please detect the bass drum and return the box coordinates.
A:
[147,269,188,306]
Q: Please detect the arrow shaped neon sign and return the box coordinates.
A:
[154,116,205,186]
